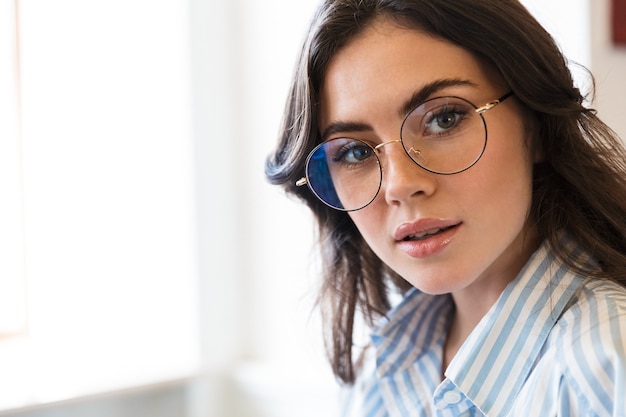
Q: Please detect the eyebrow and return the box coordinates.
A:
[399,78,478,116]
[320,78,478,141]
[320,121,372,141]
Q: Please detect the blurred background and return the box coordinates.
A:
[0,0,624,416]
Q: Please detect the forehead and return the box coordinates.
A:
[319,20,504,127]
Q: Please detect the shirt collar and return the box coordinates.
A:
[371,290,452,378]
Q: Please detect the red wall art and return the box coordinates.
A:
[614,0,626,45]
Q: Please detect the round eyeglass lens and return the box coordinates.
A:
[305,138,382,211]
[400,96,487,174]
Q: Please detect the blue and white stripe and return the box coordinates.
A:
[342,237,626,416]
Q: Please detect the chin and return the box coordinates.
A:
[405,277,463,296]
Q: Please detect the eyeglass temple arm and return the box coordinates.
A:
[476,92,514,114]
[296,177,307,187]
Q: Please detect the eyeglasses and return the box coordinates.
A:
[296,92,513,211]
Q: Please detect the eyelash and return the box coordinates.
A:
[422,106,471,137]
[332,141,374,164]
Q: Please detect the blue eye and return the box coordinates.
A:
[332,141,374,164]
[424,107,469,136]
[432,111,458,130]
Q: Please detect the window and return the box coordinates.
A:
[0,0,199,411]
[0,0,26,340]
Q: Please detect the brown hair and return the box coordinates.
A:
[265,0,626,384]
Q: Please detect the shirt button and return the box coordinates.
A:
[443,390,462,405]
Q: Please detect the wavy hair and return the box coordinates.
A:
[265,0,626,384]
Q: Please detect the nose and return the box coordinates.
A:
[376,140,436,205]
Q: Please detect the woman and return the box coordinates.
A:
[266,0,626,415]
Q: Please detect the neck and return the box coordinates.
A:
[442,284,505,372]
[442,229,541,373]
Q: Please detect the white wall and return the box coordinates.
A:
[189,0,340,415]
[591,0,626,140]
[521,0,626,140]
[521,0,591,69]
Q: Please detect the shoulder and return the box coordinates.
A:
[551,278,626,416]
[554,278,626,362]
[557,278,626,333]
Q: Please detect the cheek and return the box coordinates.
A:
[349,204,381,237]
[473,138,535,216]
[347,200,390,249]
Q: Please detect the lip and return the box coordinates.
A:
[394,218,461,258]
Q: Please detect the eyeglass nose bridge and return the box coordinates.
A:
[374,139,427,168]
[373,139,402,151]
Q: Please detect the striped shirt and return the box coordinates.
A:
[342,238,626,416]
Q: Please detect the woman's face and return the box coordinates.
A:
[318,20,540,297]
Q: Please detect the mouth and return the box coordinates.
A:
[394,219,462,242]
[394,220,461,258]
[402,225,458,241]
